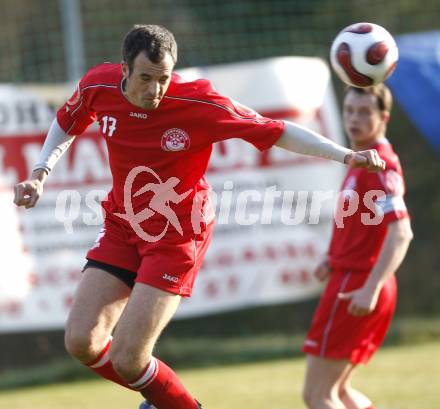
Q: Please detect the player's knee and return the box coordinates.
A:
[303,383,331,409]
[302,382,316,408]
[64,328,102,363]
[303,379,322,407]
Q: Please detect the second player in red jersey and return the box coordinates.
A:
[302,85,413,409]
[329,138,409,274]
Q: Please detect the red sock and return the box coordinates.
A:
[129,357,198,409]
[86,338,132,389]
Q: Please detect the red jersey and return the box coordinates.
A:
[57,63,284,237]
[328,138,409,273]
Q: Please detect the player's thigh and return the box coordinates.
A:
[66,267,131,349]
[304,355,351,394]
[111,283,181,361]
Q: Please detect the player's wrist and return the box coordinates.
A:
[363,279,383,294]
[31,168,49,183]
[343,151,355,164]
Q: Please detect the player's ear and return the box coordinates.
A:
[381,111,390,124]
[121,61,129,79]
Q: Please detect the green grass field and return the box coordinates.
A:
[0,341,439,409]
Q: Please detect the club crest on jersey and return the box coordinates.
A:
[161,128,190,152]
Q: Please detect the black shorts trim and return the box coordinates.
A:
[83,259,137,288]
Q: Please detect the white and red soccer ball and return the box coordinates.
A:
[330,22,398,87]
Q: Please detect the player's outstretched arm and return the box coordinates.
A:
[276,121,386,171]
[13,119,75,209]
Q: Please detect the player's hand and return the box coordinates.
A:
[313,260,331,282]
[338,286,380,317]
[13,179,44,209]
[344,150,386,172]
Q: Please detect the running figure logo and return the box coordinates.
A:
[114,166,192,242]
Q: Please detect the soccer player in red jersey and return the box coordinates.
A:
[14,25,385,409]
[302,85,413,409]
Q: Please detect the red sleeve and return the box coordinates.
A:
[56,72,97,135]
[203,90,285,151]
[366,165,409,225]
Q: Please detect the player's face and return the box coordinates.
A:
[122,52,174,110]
[343,91,389,150]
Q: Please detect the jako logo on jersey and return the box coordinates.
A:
[162,273,179,283]
[129,112,148,119]
[161,128,190,152]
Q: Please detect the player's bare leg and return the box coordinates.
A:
[64,267,133,386]
[65,267,131,363]
[110,282,180,379]
[303,355,347,409]
[110,282,199,408]
[338,365,373,409]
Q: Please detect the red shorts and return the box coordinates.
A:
[85,213,214,297]
[302,270,397,364]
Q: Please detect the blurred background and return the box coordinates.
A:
[0,1,439,408]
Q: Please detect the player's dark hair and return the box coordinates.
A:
[122,24,177,73]
[346,84,393,113]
